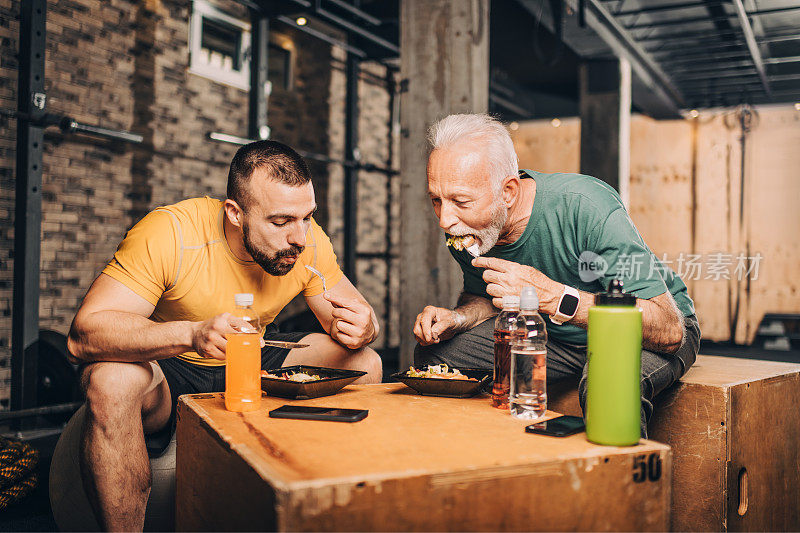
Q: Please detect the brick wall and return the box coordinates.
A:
[327,50,399,349]
[0,0,398,405]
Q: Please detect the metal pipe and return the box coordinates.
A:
[679,81,762,91]
[571,0,685,113]
[628,15,731,30]
[649,42,745,57]
[759,34,800,45]
[625,6,800,30]
[674,69,759,82]
[765,55,800,65]
[670,62,757,74]
[61,120,144,143]
[276,15,367,58]
[615,2,708,17]
[2,110,144,143]
[313,1,399,55]
[679,76,792,90]
[732,0,771,98]
[640,29,742,44]
[324,0,382,26]
[644,27,800,46]
[659,52,751,65]
[0,402,83,422]
[490,92,533,117]
[765,74,800,83]
[262,0,398,54]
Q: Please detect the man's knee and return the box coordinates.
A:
[414,341,441,367]
[82,362,156,422]
[414,327,494,370]
[356,347,383,383]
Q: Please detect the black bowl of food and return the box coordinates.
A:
[261,365,366,400]
[390,364,491,398]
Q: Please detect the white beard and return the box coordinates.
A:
[449,202,508,256]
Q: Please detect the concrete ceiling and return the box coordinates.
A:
[263,0,800,120]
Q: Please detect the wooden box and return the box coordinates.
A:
[548,355,800,531]
[176,384,671,531]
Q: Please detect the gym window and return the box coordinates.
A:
[189,0,251,91]
[268,37,295,92]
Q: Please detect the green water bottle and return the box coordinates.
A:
[585,279,642,446]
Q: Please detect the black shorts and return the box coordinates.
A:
[145,325,310,456]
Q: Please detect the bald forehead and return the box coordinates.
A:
[428,145,492,187]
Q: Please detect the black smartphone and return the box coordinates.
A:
[268,405,369,423]
[525,415,585,437]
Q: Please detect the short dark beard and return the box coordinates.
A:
[242,221,304,276]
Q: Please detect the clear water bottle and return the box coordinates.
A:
[509,286,548,420]
[492,295,521,409]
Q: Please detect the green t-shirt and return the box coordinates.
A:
[450,170,695,345]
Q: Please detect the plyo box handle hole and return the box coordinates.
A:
[738,467,748,516]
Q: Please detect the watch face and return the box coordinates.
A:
[560,293,580,316]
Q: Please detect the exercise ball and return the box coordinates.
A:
[49,406,175,531]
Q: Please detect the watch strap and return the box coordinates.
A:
[550,285,580,325]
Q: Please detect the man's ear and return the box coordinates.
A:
[500,174,521,207]
[223,199,245,229]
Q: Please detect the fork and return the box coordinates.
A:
[305,265,327,292]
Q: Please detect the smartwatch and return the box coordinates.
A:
[549,285,580,325]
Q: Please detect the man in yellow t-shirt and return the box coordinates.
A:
[66,140,382,531]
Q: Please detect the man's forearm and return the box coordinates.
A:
[541,282,684,353]
[639,297,684,353]
[68,310,195,363]
[453,293,498,332]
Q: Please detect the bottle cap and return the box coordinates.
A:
[234,293,254,307]
[595,279,637,306]
[519,286,539,310]
[502,295,520,309]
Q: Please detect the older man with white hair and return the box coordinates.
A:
[413,113,700,435]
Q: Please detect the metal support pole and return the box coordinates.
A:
[732,0,772,98]
[343,53,360,283]
[12,0,47,419]
[249,12,269,140]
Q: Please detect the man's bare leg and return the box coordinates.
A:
[79,361,172,531]
[282,334,382,383]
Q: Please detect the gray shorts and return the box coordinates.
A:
[415,314,701,437]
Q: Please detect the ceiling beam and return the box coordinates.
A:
[625,6,800,30]
[569,0,685,114]
[659,51,751,65]
[732,0,771,98]
[615,2,709,17]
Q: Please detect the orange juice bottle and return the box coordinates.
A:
[225,293,261,412]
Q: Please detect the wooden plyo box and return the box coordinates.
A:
[176,384,671,531]
[548,355,800,531]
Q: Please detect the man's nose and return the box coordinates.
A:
[287,222,307,248]
[438,202,459,230]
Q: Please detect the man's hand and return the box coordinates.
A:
[471,256,560,310]
[413,306,465,346]
[191,313,258,360]
[323,292,377,350]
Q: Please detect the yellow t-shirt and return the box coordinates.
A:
[102,197,344,367]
